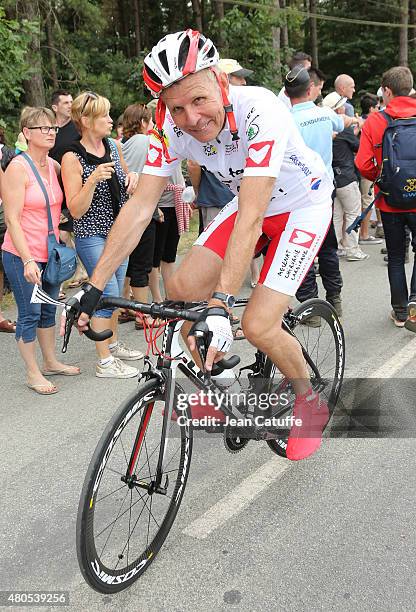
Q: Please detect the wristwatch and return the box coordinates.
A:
[211,291,236,308]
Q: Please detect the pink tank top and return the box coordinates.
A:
[2,155,63,262]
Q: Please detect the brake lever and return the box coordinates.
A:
[61,297,113,353]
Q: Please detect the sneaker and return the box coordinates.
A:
[326,294,343,318]
[286,390,329,461]
[110,341,143,361]
[359,236,383,245]
[346,250,369,261]
[390,311,406,328]
[96,357,139,378]
[375,225,385,239]
[337,248,347,258]
[404,302,416,332]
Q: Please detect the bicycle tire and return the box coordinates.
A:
[76,379,193,593]
[264,299,345,458]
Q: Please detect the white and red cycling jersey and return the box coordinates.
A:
[143,84,333,216]
[143,84,333,295]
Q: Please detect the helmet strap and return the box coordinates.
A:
[211,68,239,141]
[151,99,178,164]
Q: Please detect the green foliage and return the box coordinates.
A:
[0,9,38,111]
[210,4,281,91]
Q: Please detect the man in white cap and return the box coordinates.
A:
[217,58,253,86]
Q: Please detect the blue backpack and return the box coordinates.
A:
[377,110,416,209]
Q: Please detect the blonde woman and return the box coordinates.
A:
[61,92,142,378]
[1,107,80,395]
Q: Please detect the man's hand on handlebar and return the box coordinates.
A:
[188,306,233,372]
[59,283,103,337]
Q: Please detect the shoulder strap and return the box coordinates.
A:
[21,152,54,235]
[107,137,119,161]
[380,110,394,127]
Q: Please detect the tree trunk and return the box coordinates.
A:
[20,0,45,106]
[409,0,416,51]
[45,4,58,89]
[141,0,149,49]
[399,0,409,66]
[191,0,203,32]
[133,0,141,56]
[309,0,319,67]
[214,0,226,49]
[272,0,282,87]
[281,0,288,65]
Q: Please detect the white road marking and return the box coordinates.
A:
[182,457,289,540]
[366,336,416,378]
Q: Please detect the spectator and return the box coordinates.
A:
[1,107,80,394]
[120,103,162,327]
[217,58,253,86]
[287,66,346,318]
[329,100,368,261]
[115,114,124,140]
[61,91,142,377]
[358,94,383,245]
[356,66,416,328]
[0,132,16,333]
[49,90,80,164]
[49,89,86,290]
[334,74,356,117]
[278,52,312,109]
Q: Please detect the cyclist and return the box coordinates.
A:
[74,30,334,460]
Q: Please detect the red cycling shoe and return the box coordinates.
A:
[286,389,329,461]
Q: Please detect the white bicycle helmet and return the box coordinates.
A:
[143,29,219,96]
[143,29,239,163]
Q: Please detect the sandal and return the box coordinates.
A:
[68,279,84,288]
[230,314,240,325]
[233,327,245,340]
[27,382,58,395]
[59,291,66,300]
[118,310,136,324]
[0,319,16,333]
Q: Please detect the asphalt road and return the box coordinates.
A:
[1,243,416,612]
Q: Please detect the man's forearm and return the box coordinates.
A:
[88,174,168,290]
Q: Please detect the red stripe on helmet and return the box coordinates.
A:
[182,29,200,76]
[142,66,163,95]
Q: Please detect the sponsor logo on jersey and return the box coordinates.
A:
[225,142,239,154]
[173,126,184,138]
[247,123,259,141]
[288,229,316,249]
[146,145,162,167]
[289,154,312,177]
[246,140,275,168]
[310,177,321,190]
[203,143,218,156]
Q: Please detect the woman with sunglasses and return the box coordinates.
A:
[61,92,142,379]
[1,106,81,395]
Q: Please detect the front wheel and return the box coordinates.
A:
[76,380,193,593]
[264,299,345,458]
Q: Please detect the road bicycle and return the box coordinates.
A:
[55,292,344,593]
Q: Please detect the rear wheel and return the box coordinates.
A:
[76,380,193,593]
[264,299,345,458]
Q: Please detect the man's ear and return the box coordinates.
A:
[51,104,58,114]
[217,70,230,93]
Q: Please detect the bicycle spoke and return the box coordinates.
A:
[96,483,127,505]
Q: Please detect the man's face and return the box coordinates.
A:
[162,70,226,143]
[309,80,324,102]
[342,78,355,99]
[53,95,73,122]
[229,73,246,86]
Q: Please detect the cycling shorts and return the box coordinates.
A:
[194,196,332,296]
